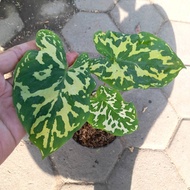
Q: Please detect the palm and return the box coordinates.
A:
[0,73,25,164]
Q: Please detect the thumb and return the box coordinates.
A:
[66,52,78,66]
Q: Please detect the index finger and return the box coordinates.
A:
[0,41,38,74]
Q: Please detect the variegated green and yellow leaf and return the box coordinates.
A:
[90,31,185,91]
[87,86,138,136]
[13,29,96,158]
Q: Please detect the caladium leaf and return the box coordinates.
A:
[13,29,96,158]
[90,31,185,91]
[87,86,138,136]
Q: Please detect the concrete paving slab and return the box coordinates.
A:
[162,66,190,118]
[40,0,75,22]
[167,119,190,187]
[40,1,69,17]
[152,0,190,22]
[75,0,117,12]
[158,21,190,66]
[50,138,123,183]
[93,184,108,190]
[61,184,108,190]
[0,0,190,189]
[107,149,187,190]
[61,12,119,54]
[0,4,24,45]
[0,140,56,190]
[122,88,178,149]
[61,184,95,190]
[110,0,164,34]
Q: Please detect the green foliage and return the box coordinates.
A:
[13,29,185,158]
[13,30,96,158]
[88,86,138,136]
[90,31,185,91]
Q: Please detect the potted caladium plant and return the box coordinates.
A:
[13,29,185,158]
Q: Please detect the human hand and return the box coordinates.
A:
[0,41,78,164]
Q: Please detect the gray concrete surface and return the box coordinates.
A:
[0,0,189,189]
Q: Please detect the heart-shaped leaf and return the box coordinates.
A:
[87,86,138,136]
[13,29,96,158]
[90,31,185,91]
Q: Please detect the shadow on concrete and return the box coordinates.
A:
[2,0,176,189]
[94,1,176,190]
[1,0,76,48]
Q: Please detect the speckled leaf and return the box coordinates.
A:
[13,29,96,158]
[87,86,138,136]
[90,31,185,91]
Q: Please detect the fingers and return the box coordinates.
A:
[66,52,78,66]
[0,40,38,74]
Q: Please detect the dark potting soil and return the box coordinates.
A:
[73,122,116,148]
